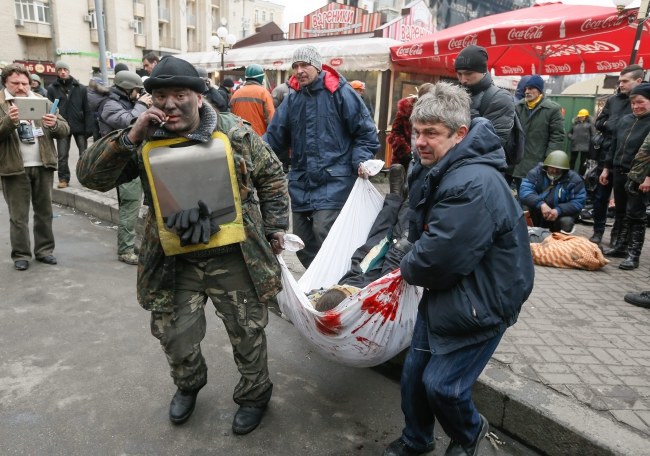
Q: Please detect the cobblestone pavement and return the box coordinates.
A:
[52,144,650,453]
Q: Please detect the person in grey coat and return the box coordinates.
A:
[567,108,596,174]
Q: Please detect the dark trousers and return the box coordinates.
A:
[56,133,88,182]
[339,193,410,288]
[592,167,613,234]
[293,209,340,269]
[625,186,648,225]
[1,167,55,261]
[529,208,577,233]
[399,313,502,452]
[611,168,629,234]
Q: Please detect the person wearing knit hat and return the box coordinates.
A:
[54,61,70,71]
[454,45,488,74]
[78,54,290,435]
[454,44,516,174]
[525,74,545,94]
[113,62,129,74]
[30,73,47,96]
[513,78,565,181]
[47,59,93,188]
[265,41,379,269]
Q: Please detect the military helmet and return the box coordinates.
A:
[543,150,570,170]
[244,64,264,84]
[114,70,144,90]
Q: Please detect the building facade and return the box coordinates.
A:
[2,0,284,86]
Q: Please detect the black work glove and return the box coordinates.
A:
[625,179,640,195]
[166,200,220,246]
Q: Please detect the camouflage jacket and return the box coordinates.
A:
[629,132,650,184]
[77,106,289,312]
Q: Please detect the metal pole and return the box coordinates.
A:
[630,0,650,65]
[94,0,108,84]
[221,45,225,73]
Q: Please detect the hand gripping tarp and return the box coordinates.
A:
[276,161,421,367]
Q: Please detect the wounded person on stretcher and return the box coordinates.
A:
[310,164,412,311]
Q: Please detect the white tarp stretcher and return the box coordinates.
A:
[276,161,421,367]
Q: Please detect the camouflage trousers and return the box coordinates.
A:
[150,250,272,407]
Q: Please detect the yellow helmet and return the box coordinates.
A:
[578,108,589,117]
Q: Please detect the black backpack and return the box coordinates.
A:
[479,85,526,166]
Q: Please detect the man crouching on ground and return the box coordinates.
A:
[77,56,289,435]
[383,82,534,456]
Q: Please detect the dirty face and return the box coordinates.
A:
[151,87,202,135]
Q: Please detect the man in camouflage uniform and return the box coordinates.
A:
[77,56,289,434]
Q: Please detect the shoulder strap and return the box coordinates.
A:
[479,84,501,116]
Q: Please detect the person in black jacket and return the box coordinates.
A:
[600,83,650,262]
[383,82,534,456]
[194,66,228,113]
[46,61,94,188]
[590,64,643,245]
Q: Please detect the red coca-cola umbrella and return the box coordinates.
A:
[390,2,650,76]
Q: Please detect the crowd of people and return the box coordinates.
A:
[2,40,650,456]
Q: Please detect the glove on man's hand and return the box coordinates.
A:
[166,200,220,246]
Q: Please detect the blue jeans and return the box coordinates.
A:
[399,312,503,452]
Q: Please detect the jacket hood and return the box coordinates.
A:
[287,64,342,94]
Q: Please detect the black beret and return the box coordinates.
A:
[143,56,205,94]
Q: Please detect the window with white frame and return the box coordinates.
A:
[15,0,50,23]
[133,17,144,34]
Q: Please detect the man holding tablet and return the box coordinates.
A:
[0,63,70,270]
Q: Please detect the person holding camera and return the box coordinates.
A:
[1,64,70,270]
[97,71,151,264]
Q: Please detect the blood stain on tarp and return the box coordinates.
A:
[315,310,342,336]
[352,274,403,334]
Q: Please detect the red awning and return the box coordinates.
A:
[390,2,650,76]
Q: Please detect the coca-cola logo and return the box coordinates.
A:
[500,65,524,75]
[329,58,343,67]
[544,63,571,74]
[596,60,627,71]
[549,40,620,57]
[507,25,544,41]
[580,14,628,32]
[395,43,424,57]
[447,34,478,50]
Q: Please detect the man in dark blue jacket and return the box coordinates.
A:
[383,82,534,456]
[264,45,379,268]
[520,150,587,234]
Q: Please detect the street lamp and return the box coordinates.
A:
[613,0,650,65]
[209,25,237,73]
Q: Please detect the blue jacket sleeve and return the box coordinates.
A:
[400,183,495,291]
[263,98,291,167]
[338,85,379,167]
[519,167,543,208]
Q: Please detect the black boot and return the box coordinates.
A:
[619,223,645,270]
[232,405,267,434]
[169,388,200,424]
[609,218,620,248]
[624,290,650,308]
[604,219,629,258]
[589,230,604,244]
